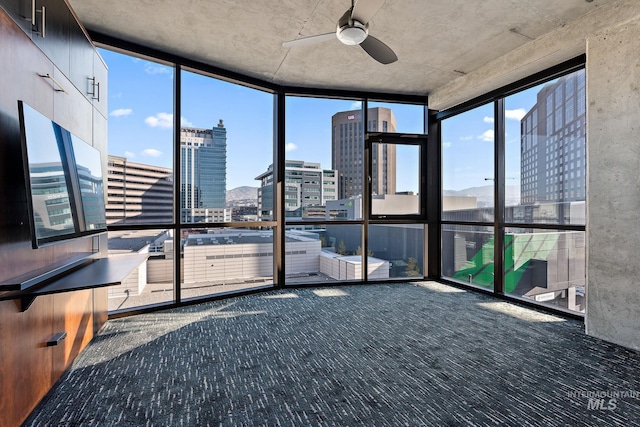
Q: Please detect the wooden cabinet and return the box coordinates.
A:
[0,3,110,426]
[0,0,107,110]
[32,0,70,76]
[52,289,94,378]
[0,290,98,427]
[0,296,53,427]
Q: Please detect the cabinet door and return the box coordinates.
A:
[53,65,93,143]
[0,9,54,117]
[0,296,54,427]
[51,289,93,380]
[92,50,108,117]
[32,0,69,75]
[0,0,35,34]
[68,12,94,101]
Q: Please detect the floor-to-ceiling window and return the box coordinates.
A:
[438,62,586,314]
[441,102,495,289]
[179,69,274,300]
[503,69,586,312]
[284,96,365,284]
[97,35,582,318]
[100,48,176,312]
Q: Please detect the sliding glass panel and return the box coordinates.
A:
[505,69,586,225]
[441,103,495,222]
[285,224,363,284]
[285,97,360,221]
[180,227,274,300]
[107,229,174,311]
[505,227,585,313]
[99,48,174,226]
[181,70,273,224]
[442,224,495,290]
[368,224,424,279]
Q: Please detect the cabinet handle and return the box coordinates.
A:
[30,0,36,25]
[47,332,67,346]
[34,5,45,38]
[87,77,100,101]
[39,73,68,94]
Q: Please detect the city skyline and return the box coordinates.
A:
[100,48,426,194]
[101,47,550,195]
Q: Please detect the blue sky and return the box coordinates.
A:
[100,47,541,193]
[441,85,543,192]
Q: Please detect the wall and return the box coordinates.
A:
[0,3,109,425]
[430,0,640,350]
[585,13,640,350]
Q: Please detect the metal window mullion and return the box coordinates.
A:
[362,99,369,281]
[173,64,182,304]
[494,98,506,294]
[426,109,441,279]
[274,92,286,288]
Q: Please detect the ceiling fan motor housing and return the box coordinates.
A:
[336,8,368,45]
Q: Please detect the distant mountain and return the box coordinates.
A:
[227,186,258,206]
[444,185,520,206]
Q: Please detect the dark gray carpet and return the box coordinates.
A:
[25,282,640,426]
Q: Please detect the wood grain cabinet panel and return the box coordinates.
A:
[0,296,54,427]
[1,4,110,426]
[52,289,94,379]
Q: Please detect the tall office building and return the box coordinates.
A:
[331,107,396,199]
[520,71,586,205]
[106,155,173,225]
[255,160,338,221]
[181,120,227,222]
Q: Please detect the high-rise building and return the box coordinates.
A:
[180,120,227,222]
[331,107,397,199]
[106,155,173,225]
[521,71,586,205]
[255,160,338,221]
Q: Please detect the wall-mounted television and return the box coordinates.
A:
[18,100,106,248]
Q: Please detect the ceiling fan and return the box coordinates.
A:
[282,0,398,64]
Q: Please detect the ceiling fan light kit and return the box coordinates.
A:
[283,0,397,64]
[336,20,368,45]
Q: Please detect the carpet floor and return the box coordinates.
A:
[24,282,640,426]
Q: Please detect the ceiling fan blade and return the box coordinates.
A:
[282,33,336,48]
[351,0,386,24]
[359,35,397,64]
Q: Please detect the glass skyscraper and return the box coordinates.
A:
[180,120,227,223]
[521,71,586,205]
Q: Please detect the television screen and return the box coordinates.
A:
[71,136,107,231]
[19,101,107,247]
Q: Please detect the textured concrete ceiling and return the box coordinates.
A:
[68,0,611,96]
